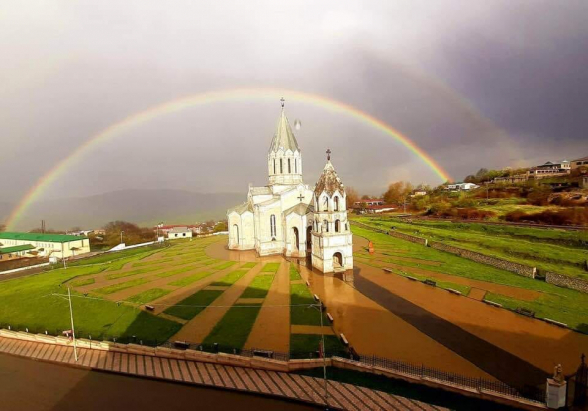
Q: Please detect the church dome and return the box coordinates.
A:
[314,159,345,197]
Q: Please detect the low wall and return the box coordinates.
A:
[429,242,536,279]
[349,221,387,234]
[388,230,428,246]
[545,272,588,293]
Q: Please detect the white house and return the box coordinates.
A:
[167,227,193,240]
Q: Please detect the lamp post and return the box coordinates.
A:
[120,231,124,245]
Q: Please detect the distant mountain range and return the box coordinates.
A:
[0,189,244,231]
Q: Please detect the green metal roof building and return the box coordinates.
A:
[0,232,90,259]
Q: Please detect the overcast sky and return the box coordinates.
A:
[1,1,587,202]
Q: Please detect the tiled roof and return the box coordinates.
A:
[314,160,345,196]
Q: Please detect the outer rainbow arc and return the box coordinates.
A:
[5,88,451,230]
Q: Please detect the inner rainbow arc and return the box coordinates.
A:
[4,88,451,230]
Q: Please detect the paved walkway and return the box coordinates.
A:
[0,336,447,411]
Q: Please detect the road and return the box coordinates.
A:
[0,352,320,411]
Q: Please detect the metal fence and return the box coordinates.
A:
[358,354,546,403]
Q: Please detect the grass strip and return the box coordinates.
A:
[290,334,346,359]
[240,274,275,298]
[163,290,223,320]
[168,271,213,287]
[106,266,163,280]
[132,258,173,268]
[203,304,262,349]
[241,262,257,269]
[126,288,171,304]
[93,278,150,295]
[212,261,238,270]
[209,269,248,286]
[154,265,198,278]
[290,283,328,325]
[261,262,280,273]
[290,265,301,281]
[70,277,95,287]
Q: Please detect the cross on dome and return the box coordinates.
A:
[326,148,331,161]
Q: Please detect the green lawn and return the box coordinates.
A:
[352,225,588,332]
[240,274,275,298]
[126,288,171,304]
[132,258,173,268]
[290,334,346,358]
[168,271,213,287]
[212,261,237,270]
[106,266,162,280]
[163,290,223,320]
[210,269,248,286]
[93,278,150,295]
[356,216,588,279]
[203,304,262,349]
[154,265,199,278]
[290,265,301,281]
[261,262,281,273]
[70,277,96,287]
[290,283,328,326]
[0,264,181,343]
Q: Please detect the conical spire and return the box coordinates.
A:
[315,151,345,196]
[268,101,300,153]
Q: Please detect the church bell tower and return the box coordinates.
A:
[268,98,303,186]
[311,150,354,273]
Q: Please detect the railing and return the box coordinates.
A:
[358,354,546,403]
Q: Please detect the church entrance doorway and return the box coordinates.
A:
[306,226,312,251]
[232,224,239,246]
[292,227,300,251]
[333,252,343,268]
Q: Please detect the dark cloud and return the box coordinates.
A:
[1,1,586,209]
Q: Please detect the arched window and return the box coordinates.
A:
[280,159,283,174]
[334,196,339,211]
[288,159,291,173]
[273,159,276,174]
[295,159,297,173]
[335,220,340,232]
[270,215,276,237]
[345,223,348,231]
[323,220,329,232]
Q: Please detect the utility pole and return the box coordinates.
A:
[319,301,328,405]
[120,231,124,245]
[67,287,78,362]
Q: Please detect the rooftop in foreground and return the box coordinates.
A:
[0,232,87,243]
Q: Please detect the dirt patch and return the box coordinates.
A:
[244,262,290,352]
[468,288,487,301]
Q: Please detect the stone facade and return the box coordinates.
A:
[429,241,536,278]
[545,272,588,293]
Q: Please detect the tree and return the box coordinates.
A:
[382,181,413,204]
[361,194,371,200]
[346,186,359,209]
[0,224,4,232]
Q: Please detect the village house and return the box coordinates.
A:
[445,182,479,191]
[0,232,90,259]
[166,227,193,240]
[571,156,588,170]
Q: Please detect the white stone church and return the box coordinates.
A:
[227,101,353,273]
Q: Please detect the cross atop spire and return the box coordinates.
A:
[326,148,331,161]
[280,97,285,108]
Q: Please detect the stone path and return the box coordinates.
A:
[0,336,448,411]
[244,262,290,351]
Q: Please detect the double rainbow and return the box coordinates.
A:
[5,88,451,230]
